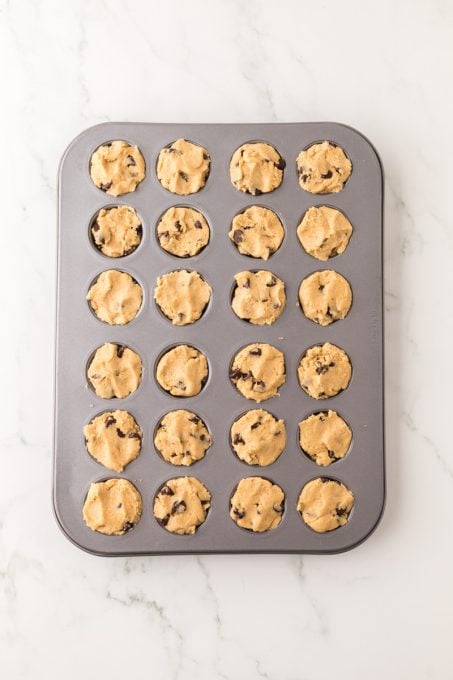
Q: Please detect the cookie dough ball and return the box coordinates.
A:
[297,477,354,532]
[230,142,285,195]
[90,140,145,196]
[299,270,352,326]
[229,206,284,260]
[230,343,285,402]
[91,206,142,258]
[297,206,352,261]
[153,477,211,534]
[231,409,286,466]
[154,410,212,466]
[157,206,210,257]
[157,138,211,195]
[156,345,208,397]
[299,411,352,466]
[230,477,284,532]
[87,343,142,399]
[298,343,351,400]
[87,270,143,325]
[84,410,142,472]
[83,478,142,535]
[296,141,352,194]
[232,271,286,325]
[154,270,211,325]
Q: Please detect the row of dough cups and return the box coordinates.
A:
[83,407,354,472]
[83,475,355,536]
[85,267,353,329]
[90,138,352,198]
[85,341,353,401]
[88,203,354,262]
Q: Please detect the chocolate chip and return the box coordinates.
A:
[321,170,333,179]
[157,514,170,527]
[92,221,100,232]
[194,220,202,228]
[243,277,251,288]
[233,507,245,519]
[254,379,266,390]
[326,307,333,318]
[105,415,116,427]
[200,434,206,441]
[174,220,182,232]
[253,188,263,196]
[172,500,186,515]
[177,312,184,320]
[319,284,325,292]
[249,347,262,356]
[116,428,126,438]
[188,416,200,424]
[327,450,336,459]
[274,430,281,436]
[126,154,136,167]
[99,182,112,191]
[160,230,170,240]
[266,276,277,287]
[329,247,338,257]
[301,174,308,183]
[201,499,210,506]
[176,380,186,391]
[276,158,286,170]
[116,345,125,358]
[202,153,209,160]
[128,432,141,439]
[233,433,245,445]
[229,368,243,381]
[233,229,243,244]
[320,477,330,484]
[122,521,135,532]
[179,171,189,182]
[250,421,261,430]
[315,365,329,375]
[336,507,347,517]
[90,373,101,380]
[160,485,174,496]
[329,361,335,367]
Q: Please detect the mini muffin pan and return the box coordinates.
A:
[54,122,384,555]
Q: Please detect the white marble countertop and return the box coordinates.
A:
[1,1,452,678]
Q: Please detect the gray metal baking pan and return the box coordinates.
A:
[54,122,384,556]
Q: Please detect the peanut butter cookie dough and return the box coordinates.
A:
[90,141,145,196]
[297,206,353,260]
[153,477,211,534]
[297,477,354,532]
[91,206,142,258]
[87,270,143,325]
[230,477,284,532]
[232,271,286,325]
[154,410,212,466]
[83,478,142,535]
[229,206,284,260]
[297,141,352,194]
[156,345,208,397]
[231,409,286,466]
[157,206,210,257]
[230,343,285,402]
[157,138,211,195]
[298,343,351,400]
[84,410,142,472]
[87,343,142,399]
[230,142,285,195]
[154,270,211,325]
[299,411,352,466]
[299,270,352,326]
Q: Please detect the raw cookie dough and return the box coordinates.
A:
[84,410,142,472]
[230,343,285,402]
[91,205,142,258]
[154,410,212,466]
[153,476,211,534]
[83,478,142,535]
[87,270,143,325]
[90,140,145,196]
[297,206,353,260]
[229,206,284,260]
[230,477,284,532]
[299,411,352,466]
[299,270,352,326]
[297,477,354,532]
[298,343,351,400]
[156,345,208,397]
[157,206,210,257]
[230,142,285,195]
[232,271,286,325]
[297,141,352,194]
[154,270,211,325]
[231,409,286,466]
[87,342,142,399]
[157,138,211,195]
